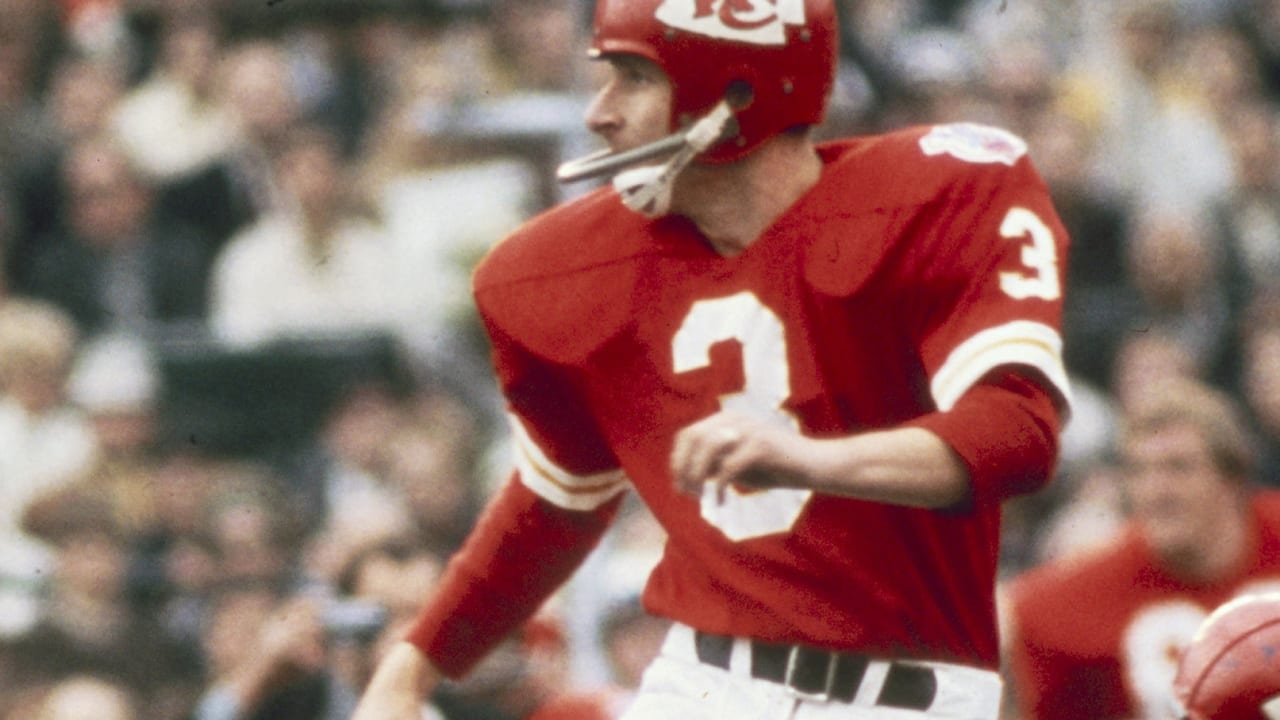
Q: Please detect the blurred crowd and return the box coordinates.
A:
[0,0,1278,719]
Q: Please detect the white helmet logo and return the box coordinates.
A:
[655,0,806,46]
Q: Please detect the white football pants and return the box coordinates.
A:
[618,624,1003,720]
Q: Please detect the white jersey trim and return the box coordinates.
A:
[509,412,629,511]
[930,320,1072,414]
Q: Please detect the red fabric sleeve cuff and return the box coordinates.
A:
[405,477,621,677]
[906,370,1062,504]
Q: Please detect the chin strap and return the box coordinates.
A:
[556,100,738,218]
[611,100,736,217]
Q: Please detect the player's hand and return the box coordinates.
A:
[670,411,815,502]
[352,642,442,720]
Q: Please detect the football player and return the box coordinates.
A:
[1006,379,1280,720]
[354,1,1072,718]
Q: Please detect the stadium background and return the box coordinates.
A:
[0,0,1278,718]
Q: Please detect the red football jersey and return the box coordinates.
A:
[411,124,1071,675]
[1007,493,1280,720]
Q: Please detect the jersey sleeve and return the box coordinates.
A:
[485,304,630,510]
[907,368,1061,501]
[897,126,1073,503]
[909,126,1072,417]
[405,475,623,677]
[405,278,631,676]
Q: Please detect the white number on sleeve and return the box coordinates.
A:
[998,207,1061,301]
[672,291,812,541]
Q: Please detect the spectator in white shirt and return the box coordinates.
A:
[0,298,97,637]
[210,125,402,347]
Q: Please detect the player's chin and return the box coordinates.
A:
[1142,518,1200,556]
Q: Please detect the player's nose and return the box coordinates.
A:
[585,88,622,140]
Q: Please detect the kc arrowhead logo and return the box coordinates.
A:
[656,0,806,45]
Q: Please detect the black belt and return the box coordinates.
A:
[694,631,937,709]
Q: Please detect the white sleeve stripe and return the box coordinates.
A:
[517,444,626,493]
[508,412,628,510]
[517,447,629,510]
[930,320,1073,413]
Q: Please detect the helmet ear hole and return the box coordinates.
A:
[725,80,754,111]
[724,116,742,143]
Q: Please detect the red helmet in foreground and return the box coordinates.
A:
[589,0,838,162]
[1174,594,1280,720]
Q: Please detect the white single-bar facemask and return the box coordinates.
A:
[557,99,739,217]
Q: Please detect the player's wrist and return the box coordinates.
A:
[390,641,441,694]
[354,642,441,720]
[807,428,969,508]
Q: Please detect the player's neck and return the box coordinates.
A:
[672,135,823,257]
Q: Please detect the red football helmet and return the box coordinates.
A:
[1173,594,1280,720]
[589,0,838,162]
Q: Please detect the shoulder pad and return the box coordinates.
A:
[801,131,940,297]
[473,188,653,364]
[802,126,1036,297]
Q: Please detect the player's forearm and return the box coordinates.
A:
[818,371,1061,507]
[674,416,968,509]
[673,370,1060,509]
[353,642,441,720]
[802,426,970,508]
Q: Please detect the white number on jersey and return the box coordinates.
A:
[1123,600,1208,719]
[1122,581,1280,719]
[666,204,1057,539]
[672,291,813,541]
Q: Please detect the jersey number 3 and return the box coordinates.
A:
[999,207,1060,301]
[672,292,812,541]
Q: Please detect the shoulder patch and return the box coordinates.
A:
[919,123,1027,166]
